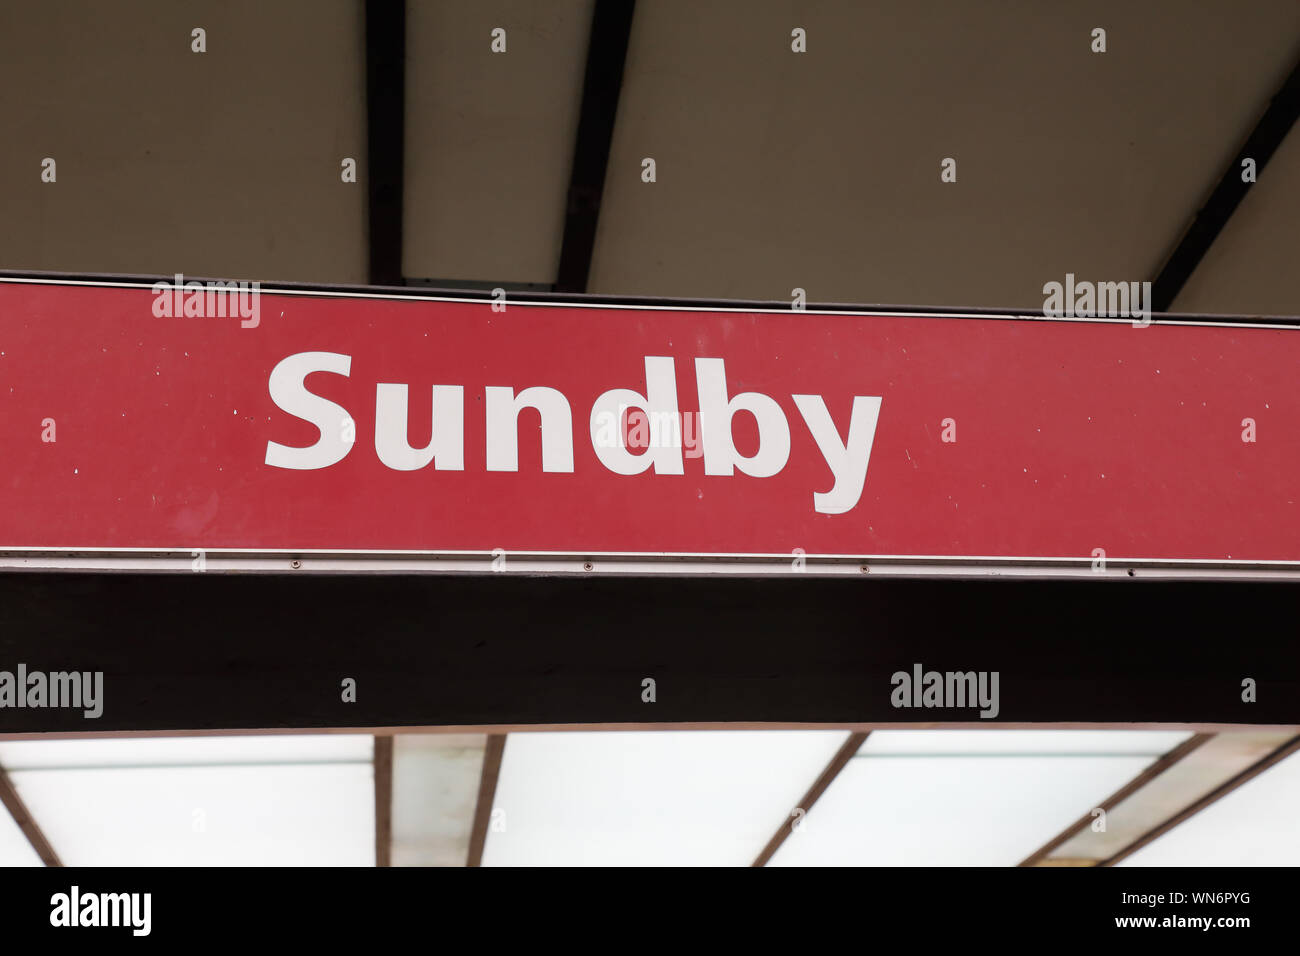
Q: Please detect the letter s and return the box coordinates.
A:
[265,351,355,469]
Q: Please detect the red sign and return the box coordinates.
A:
[1,279,1297,562]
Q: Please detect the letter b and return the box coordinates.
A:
[695,358,790,478]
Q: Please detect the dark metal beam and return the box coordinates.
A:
[364,0,407,287]
[1151,56,1300,312]
[373,734,393,867]
[0,762,61,866]
[466,734,507,867]
[1,576,1299,731]
[555,1,637,293]
[752,732,868,867]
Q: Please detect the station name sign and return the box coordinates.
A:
[1,280,1296,564]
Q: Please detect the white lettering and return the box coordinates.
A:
[265,352,355,470]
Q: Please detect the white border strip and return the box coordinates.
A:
[2,550,1299,580]
[3,275,1300,330]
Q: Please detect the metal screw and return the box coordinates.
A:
[291,559,301,569]
[583,561,593,571]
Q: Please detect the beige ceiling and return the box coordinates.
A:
[588,0,1300,309]
[0,0,366,284]
[0,1,1297,316]
[403,0,593,284]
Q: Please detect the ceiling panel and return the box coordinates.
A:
[390,733,486,867]
[590,0,1300,308]
[9,762,374,866]
[0,0,367,284]
[0,734,374,866]
[482,730,848,866]
[1044,731,1294,863]
[771,729,1184,865]
[1118,748,1300,865]
[772,753,1153,866]
[403,0,594,284]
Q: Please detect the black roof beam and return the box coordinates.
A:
[555,1,637,294]
[364,0,407,287]
[1152,55,1300,312]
